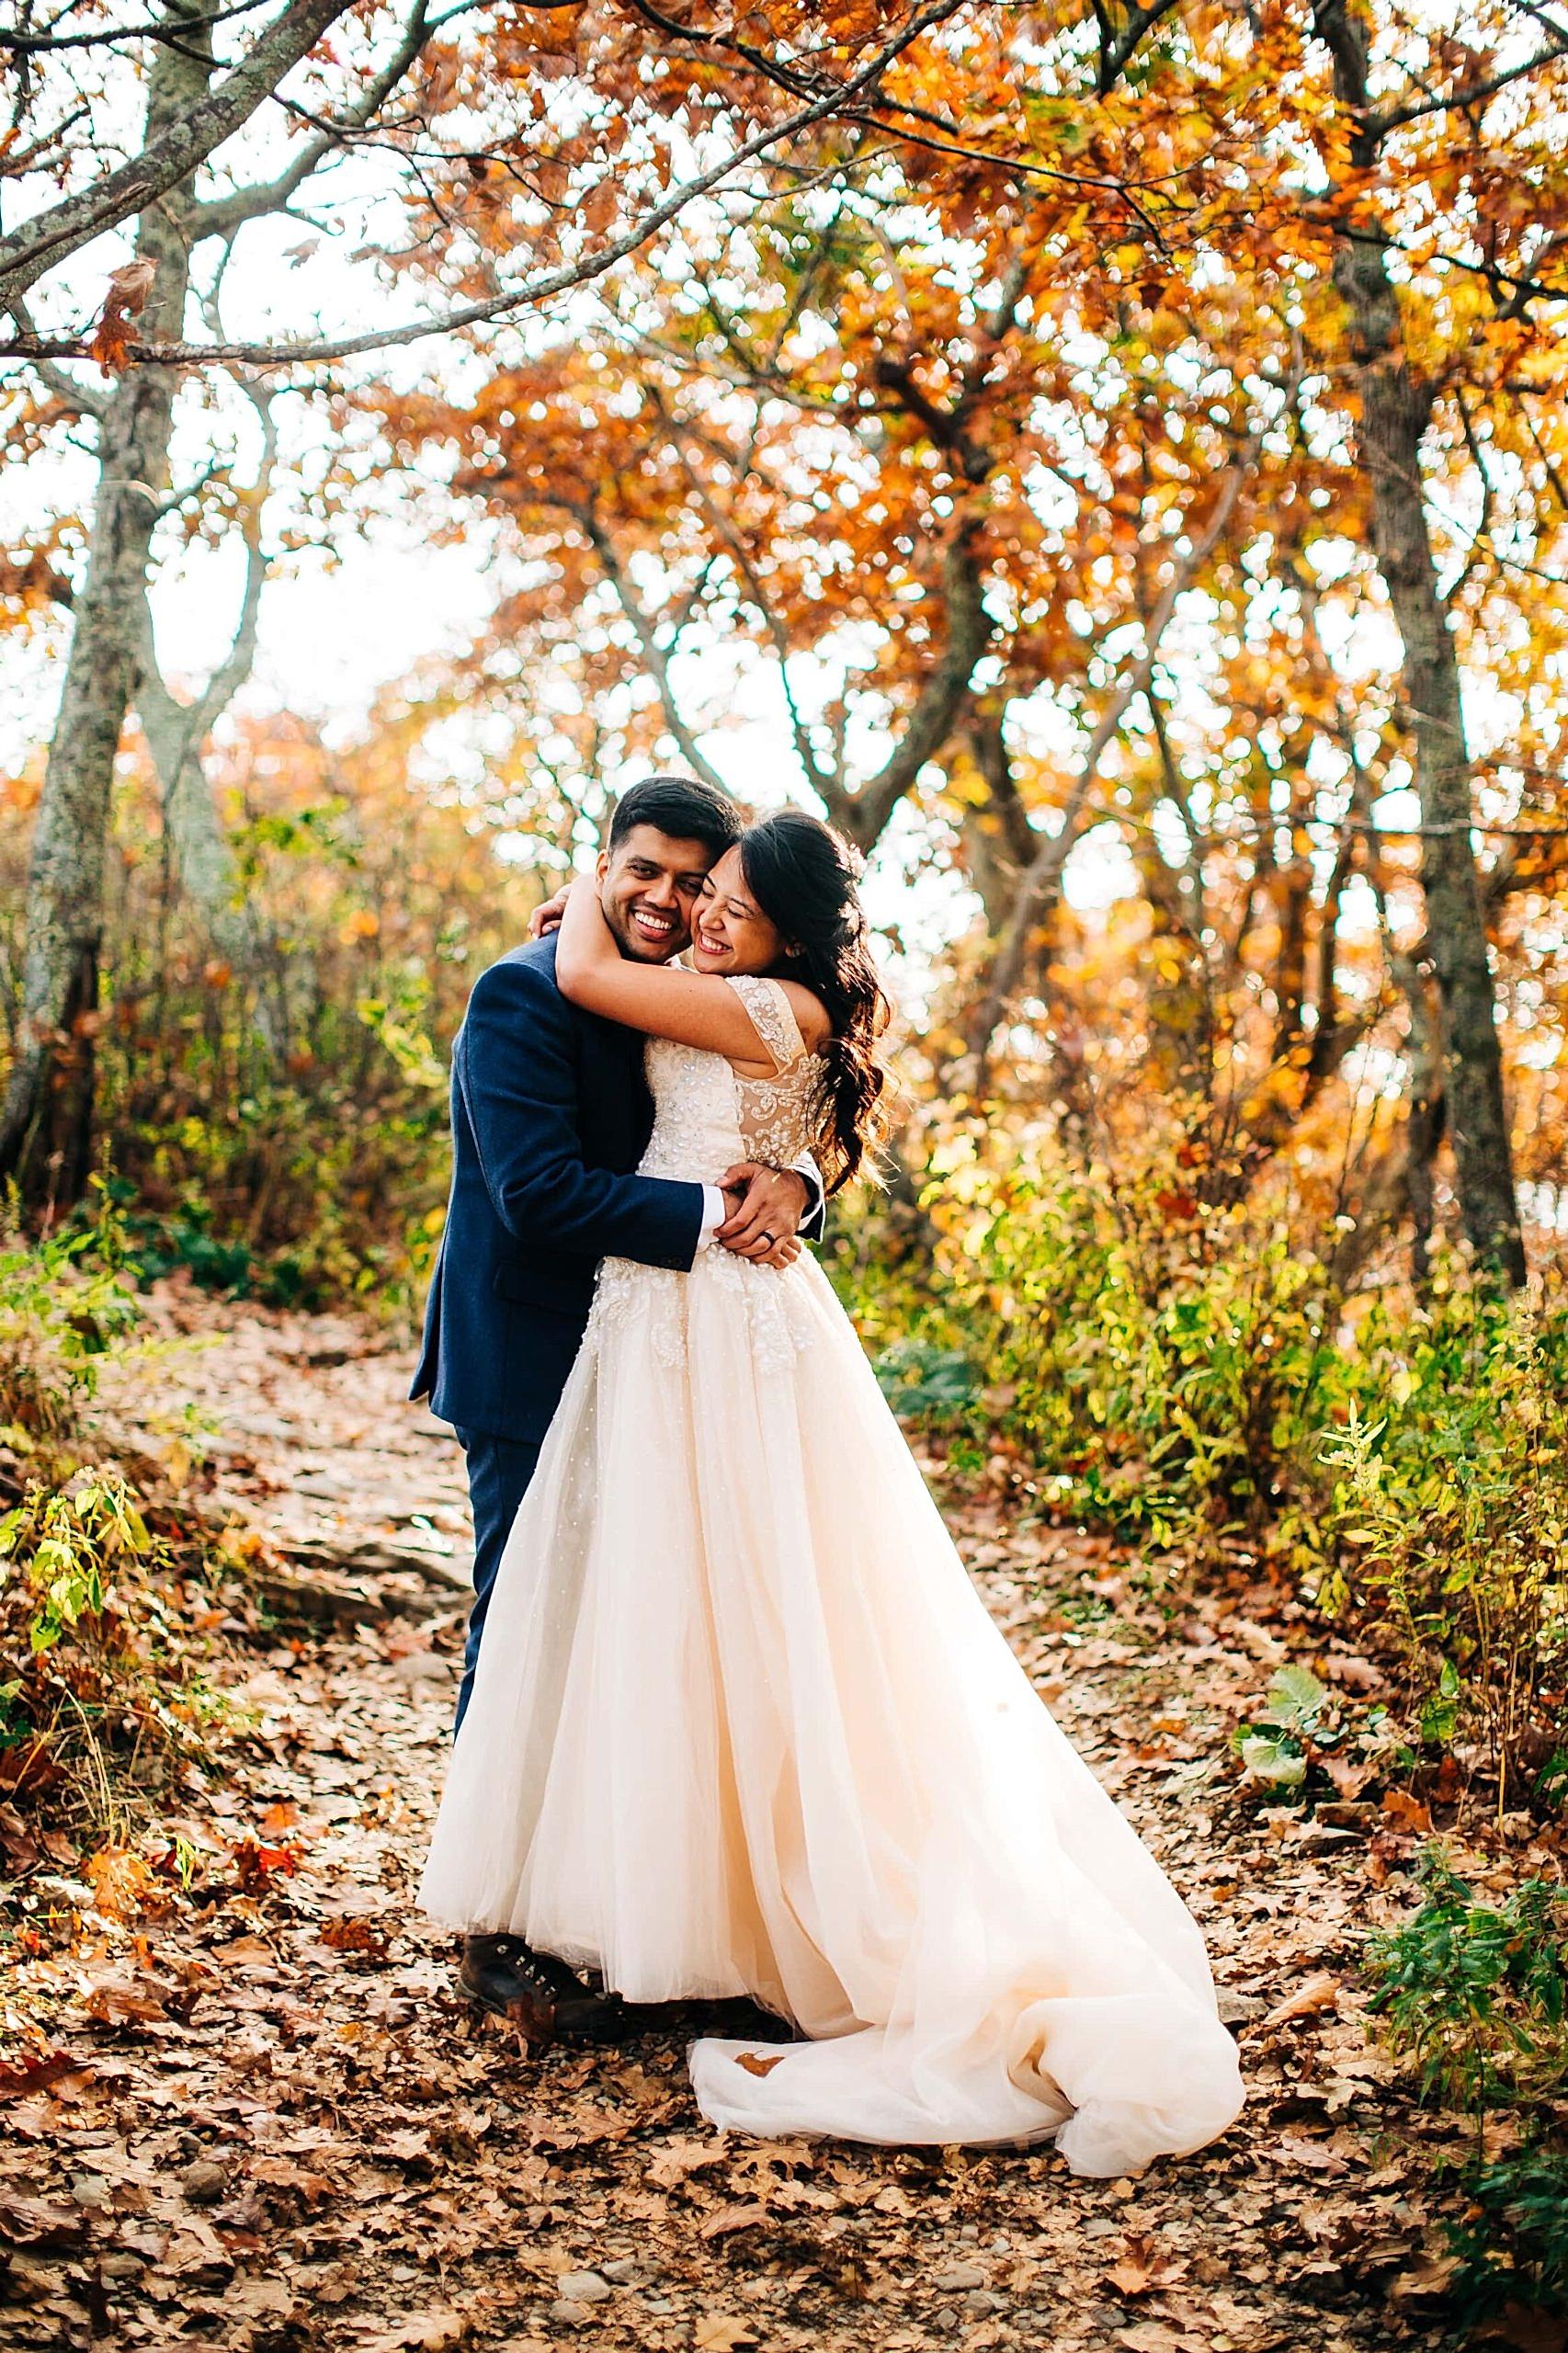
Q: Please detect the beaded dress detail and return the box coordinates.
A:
[420,977,1244,2173]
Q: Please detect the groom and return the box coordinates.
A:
[411,775,820,2038]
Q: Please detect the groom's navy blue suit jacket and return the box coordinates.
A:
[411,935,708,1447]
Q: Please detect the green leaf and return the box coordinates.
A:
[1239,1733,1308,1788]
[1256,1663,1330,1732]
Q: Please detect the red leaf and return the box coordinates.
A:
[0,2051,87,2104]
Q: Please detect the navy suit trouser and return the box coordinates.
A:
[452,1426,543,1734]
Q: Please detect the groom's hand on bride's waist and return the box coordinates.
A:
[716,1164,809,1265]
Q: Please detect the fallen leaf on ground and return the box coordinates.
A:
[1106,2233,1190,2296]
[1265,1970,1339,2026]
[363,2311,471,2352]
[694,2321,756,2352]
[699,2200,769,2239]
[0,2051,85,2102]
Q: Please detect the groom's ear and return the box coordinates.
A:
[595,848,611,883]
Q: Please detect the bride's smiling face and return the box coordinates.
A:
[690,848,786,975]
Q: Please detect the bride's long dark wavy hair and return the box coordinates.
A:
[739,811,890,1195]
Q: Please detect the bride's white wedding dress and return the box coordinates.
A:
[420,977,1244,2173]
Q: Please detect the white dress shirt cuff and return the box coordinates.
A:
[696,1184,728,1248]
[794,1156,824,1225]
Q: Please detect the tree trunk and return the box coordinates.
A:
[0,11,211,1208]
[1314,0,1525,1284]
[960,699,1038,931]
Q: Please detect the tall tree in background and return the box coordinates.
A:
[1303,0,1557,1282]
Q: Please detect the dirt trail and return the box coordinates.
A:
[4,1294,1460,2353]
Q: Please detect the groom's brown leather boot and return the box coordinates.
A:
[458,1934,627,2043]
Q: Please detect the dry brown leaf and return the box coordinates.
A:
[90,259,155,370]
[0,2197,88,2246]
[1265,1970,1339,2027]
[0,2051,85,2103]
[84,1975,166,2025]
[208,1934,274,1965]
[224,2278,298,2320]
[734,2049,786,2077]
[873,2182,916,2216]
[1385,2251,1462,2303]
[647,2136,728,2189]
[1273,2131,1349,2174]
[85,1846,159,1920]
[1323,1654,1383,1691]
[694,2321,756,2353]
[363,2314,470,2353]
[699,2200,769,2240]
[322,1915,388,1958]
[1106,2234,1189,2297]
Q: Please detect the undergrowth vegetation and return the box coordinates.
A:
[1365,1851,1568,2325]
[0,722,543,1310]
[835,1138,1568,1823]
[0,1202,255,1857]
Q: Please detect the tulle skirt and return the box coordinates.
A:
[419,1250,1244,2173]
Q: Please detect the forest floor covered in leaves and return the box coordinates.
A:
[1,1287,1534,2353]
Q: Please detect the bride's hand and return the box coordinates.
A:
[528,882,572,939]
[717,1165,809,1263]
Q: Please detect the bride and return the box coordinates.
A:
[419,809,1244,2174]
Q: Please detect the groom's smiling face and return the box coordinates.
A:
[597,824,718,962]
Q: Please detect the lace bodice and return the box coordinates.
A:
[636,975,822,1182]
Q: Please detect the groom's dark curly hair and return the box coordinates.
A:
[608,775,741,858]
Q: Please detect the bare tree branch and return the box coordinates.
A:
[658,415,843,803]
[1367,39,1568,138]
[0,0,357,320]
[962,441,1260,1074]
[838,515,994,852]
[10,289,108,419]
[193,0,441,242]
[0,0,273,56]
[133,383,281,1025]
[0,0,971,366]
[572,504,733,800]
[1094,0,1183,91]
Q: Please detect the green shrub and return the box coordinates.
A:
[0,1193,142,1447]
[838,1141,1568,1809]
[1449,2143,1568,2325]
[1366,1849,1568,2324]
[1368,1848,1568,2123]
[881,1149,1346,1549]
[1318,1290,1568,1812]
[0,1215,242,1838]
